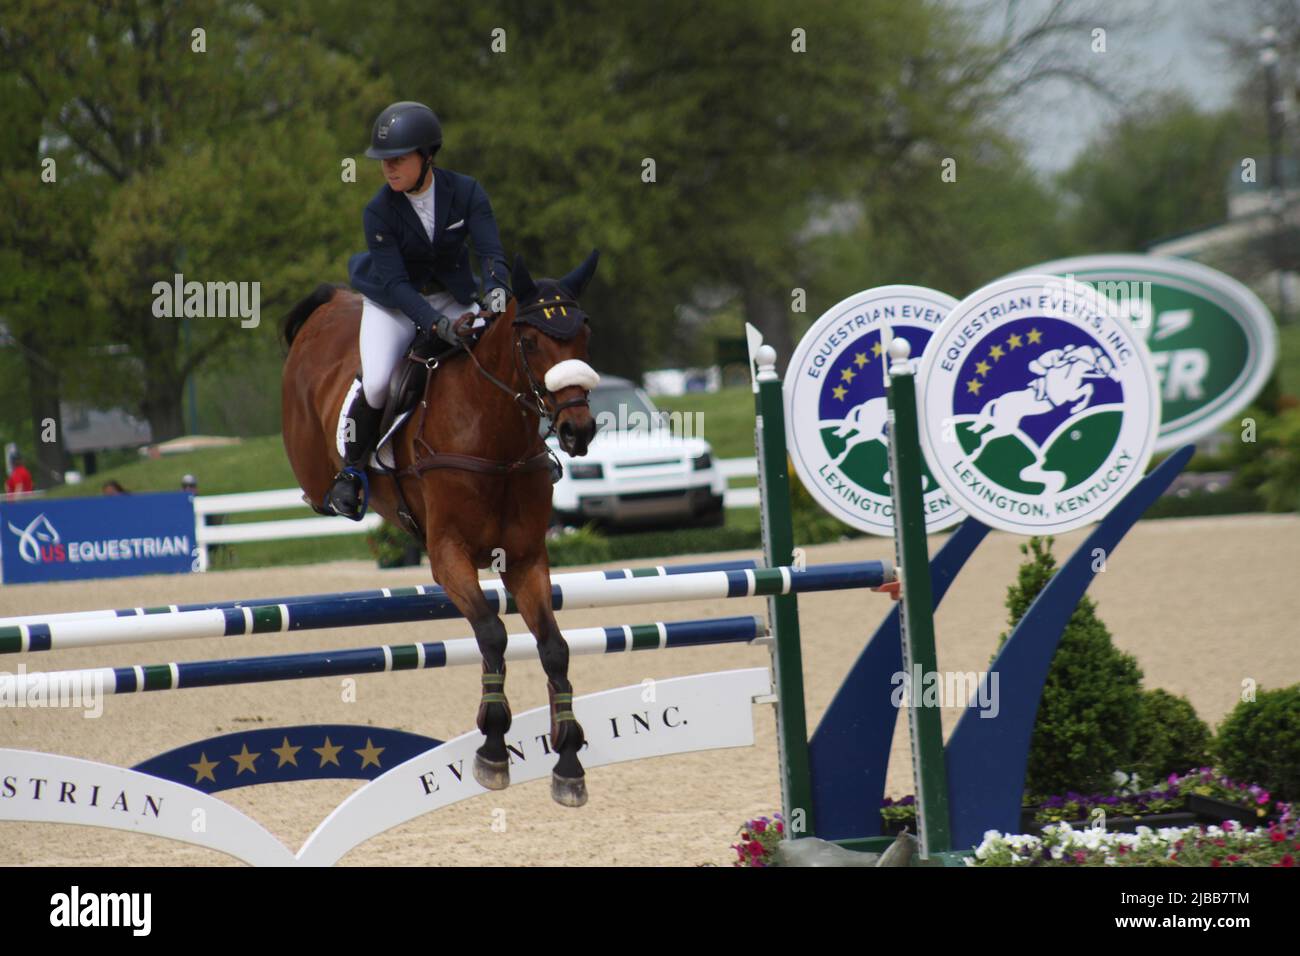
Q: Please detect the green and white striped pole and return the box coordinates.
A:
[885,336,952,856]
[748,325,815,838]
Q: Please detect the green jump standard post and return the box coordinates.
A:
[885,336,952,856]
[752,341,815,838]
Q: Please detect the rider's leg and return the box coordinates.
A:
[323,298,414,520]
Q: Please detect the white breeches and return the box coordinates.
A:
[358,293,479,408]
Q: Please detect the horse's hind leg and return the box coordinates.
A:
[503,553,587,807]
[427,540,514,791]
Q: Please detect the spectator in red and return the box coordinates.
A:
[5,452,33,497]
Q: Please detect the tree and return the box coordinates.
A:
[1,0,386,441]
[1058,93,1245,252]
[0,66,89,485]
[319,0,1122,376]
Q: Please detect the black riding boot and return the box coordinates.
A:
[323,391,385,521]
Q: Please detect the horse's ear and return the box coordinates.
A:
[558,249,599,299]
[512,254,537,302]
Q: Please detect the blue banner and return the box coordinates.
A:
[1,492,197,584]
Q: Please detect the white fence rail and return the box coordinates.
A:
[192,458,760,570]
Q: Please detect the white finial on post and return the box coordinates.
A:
[888,337,913,377]
[756,344,778,382]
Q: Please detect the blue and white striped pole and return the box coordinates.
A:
[0,561,892,655]
[0,615,768,696]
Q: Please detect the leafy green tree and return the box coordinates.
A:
[1058,93,1245,252]
[328,0,1117,376]
[1,0,385,441]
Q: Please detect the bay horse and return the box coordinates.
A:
[280,251,600,807]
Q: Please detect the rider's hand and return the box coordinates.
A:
[433,314,461,346]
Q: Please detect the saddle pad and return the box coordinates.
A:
[335,378,413,471]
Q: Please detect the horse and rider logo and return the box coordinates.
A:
[916,275,1160,535]
[6,513,62,564]
[784,286,963,535]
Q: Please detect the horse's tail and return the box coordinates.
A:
[282,283,345,350]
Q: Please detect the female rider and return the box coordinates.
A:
[324,100,510,520]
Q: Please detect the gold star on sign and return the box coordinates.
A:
[840,367,855,383]
[188,752,218,784]
[988,344,1005,361]
[1027,327,1043,344]
[966,378,984,395]
[356,738,386,770]
[230,743,260,776]
[871,341,884,357]
[314,737,344,767]
[832,385,848,400]
[1007,333,1023,350]
[271,737,301,768]
[975,360,991,376]
[853,352,868,368]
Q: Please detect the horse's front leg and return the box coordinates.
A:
[426,537,514,791]
[502,551,587,807]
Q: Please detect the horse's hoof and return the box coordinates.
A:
[551,773,587,808]
[473,754,510,791]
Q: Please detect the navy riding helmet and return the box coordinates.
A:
[366,101,443,192]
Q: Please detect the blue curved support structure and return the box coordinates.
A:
[808,516,989,841]
[943,445,1195,849]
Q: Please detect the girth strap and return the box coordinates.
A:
[400,448,552,479]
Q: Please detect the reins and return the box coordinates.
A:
[379,302,589,540]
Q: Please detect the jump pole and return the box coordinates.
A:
[0,615,768,696]
[0,561,892,654]
[0,558,765,630]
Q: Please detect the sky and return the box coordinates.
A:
[980,0,1242,173]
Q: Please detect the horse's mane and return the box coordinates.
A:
[282,283,346,350]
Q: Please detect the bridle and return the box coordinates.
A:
[451,296,591,440]
[368,291,596,544]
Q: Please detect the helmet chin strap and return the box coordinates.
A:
[405,151,434,193]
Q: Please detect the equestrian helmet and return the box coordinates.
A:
[365,101,443,160]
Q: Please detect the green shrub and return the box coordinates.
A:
[1214,685,1300,802]
[789,460,862,546]
[546,523,613,566]
[1224,404,1300,513]
[603,525,760,563]
[1143,488,1264,520]
[997,538,1145,798]
[366,519,422,568]
[1128,689,1212,786]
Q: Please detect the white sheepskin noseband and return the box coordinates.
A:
[545,359,600,392]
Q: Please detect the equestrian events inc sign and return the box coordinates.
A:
[784,276,1164,536]
[0,492,197,584]
[784,255,1275,537]
[783,285,964,535]
[915,275,1160,535]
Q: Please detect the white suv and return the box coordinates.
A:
[547,376,726,528]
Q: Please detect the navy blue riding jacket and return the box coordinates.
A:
[347,167,510,332]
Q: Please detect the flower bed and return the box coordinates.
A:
[968,807,1297,867]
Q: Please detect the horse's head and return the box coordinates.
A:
[509,250,601,456]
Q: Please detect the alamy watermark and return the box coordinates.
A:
[1044,273,1154,328]
[0,664,104,718]
[594,403,706,444]
[151,273,260,328]
[891,665,1000,718]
